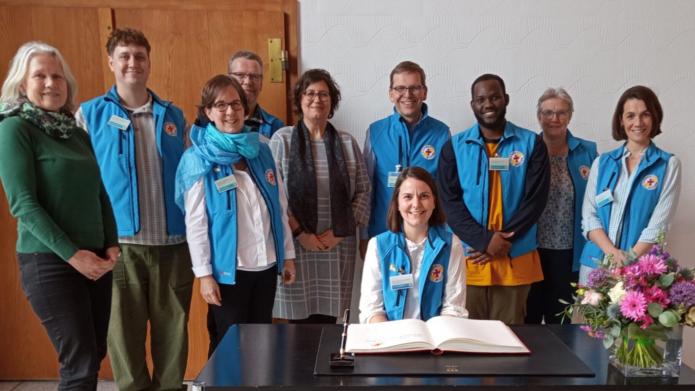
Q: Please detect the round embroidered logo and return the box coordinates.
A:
[579,165,591,180]
[510,151,525,167]
[421,144,436,160]
[265,169,276,186]
[642,175,658,190]
[429,264,444,283]
[164,122,177,137]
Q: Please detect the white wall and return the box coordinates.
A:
[299,0,695,364]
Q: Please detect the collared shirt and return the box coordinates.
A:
[359,234,468,324]
[245,105,264,133]
[184,167,295,277]
[75,97,184,245]
[582,150,681,244]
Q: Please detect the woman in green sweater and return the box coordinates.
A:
[0,42,119,390]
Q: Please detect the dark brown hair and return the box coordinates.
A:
[197,74,248,120]
[106,28,151,56]
[386,166,446,232]
[292,68,341,118]
[389,61,427,88]
[612,85,663,141]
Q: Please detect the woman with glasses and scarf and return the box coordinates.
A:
[175,75,295,354]
[0,42,119,390]
[271,69,371,324]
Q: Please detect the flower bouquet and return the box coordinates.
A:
[564,239,694,377]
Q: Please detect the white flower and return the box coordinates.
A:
[608,281,625,304]
[581,290,603,306]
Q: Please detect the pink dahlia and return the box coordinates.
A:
[637,254,668,276]
[620,291,647,321]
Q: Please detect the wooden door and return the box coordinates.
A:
[0,4,288,380]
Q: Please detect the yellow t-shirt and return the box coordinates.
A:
[466,142,544,286]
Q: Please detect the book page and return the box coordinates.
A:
[426,316,529,353]
[345,319,434,353]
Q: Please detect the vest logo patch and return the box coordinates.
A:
[429,264,444,283]
[579,165,591,180]
[510,151,525,167]
[265,169,276,186]
[421,144,436,160]
[164,122,177,137]
[642,175,658,190]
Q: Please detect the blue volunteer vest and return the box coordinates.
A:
[81,86,186,237]
[367,104,450,237]
[204,144,286,285]
[579,143,670,268]
[377,226,452,321]
[257,106,285,139]
[451,122,539,257]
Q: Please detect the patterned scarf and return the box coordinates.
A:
[0,101,78,139]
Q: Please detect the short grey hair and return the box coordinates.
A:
[536,87,574,115]
[227,50,263,74]
[1,41,77,112]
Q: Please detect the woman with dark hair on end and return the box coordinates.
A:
[579,85,681,284]
[359,167,467,323]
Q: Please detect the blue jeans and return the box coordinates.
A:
[18,252,112,391]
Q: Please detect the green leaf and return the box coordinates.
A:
[659,273,675,288]
[659,310,680,328]
[648,303,664,317]
[603,335,615,349]
[610,325,622,338]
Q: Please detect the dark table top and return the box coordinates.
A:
[195,324,695,390]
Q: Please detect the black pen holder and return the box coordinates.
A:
[329,352,355,368]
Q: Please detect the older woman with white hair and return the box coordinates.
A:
[525,87,597,324]
[0,42,118,389]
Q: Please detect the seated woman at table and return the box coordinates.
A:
[580,85,681,283]
[175,75,295,353]
[358,167,467,323]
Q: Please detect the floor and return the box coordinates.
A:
[0,381,116,390]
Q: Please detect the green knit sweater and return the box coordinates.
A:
[0,116,118,261]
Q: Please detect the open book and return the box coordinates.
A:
[345,316,529,354]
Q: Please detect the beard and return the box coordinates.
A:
[474,106,507,132]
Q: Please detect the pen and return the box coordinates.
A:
[339,308,350,358]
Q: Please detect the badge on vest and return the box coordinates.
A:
[215,174,238,192]
[164,122,177,137]
[390,273,414,290]
[387,164,402,188]
[510,151,525,167]
[421,144,436,160]
[429,264,444,283]
[489,156,509,171]
[107,115,130,130]
[642,175,659,190]
[265,169,276,186]
[596,189,614,207]
[579,165,591,180]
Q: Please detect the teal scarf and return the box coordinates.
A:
[205,123,259,159]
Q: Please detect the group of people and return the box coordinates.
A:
[0,25,681,390]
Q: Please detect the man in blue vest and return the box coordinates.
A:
[76,28,193,391]
[361,61,451,257]
[437,74,550,324]
[228,50,285,139]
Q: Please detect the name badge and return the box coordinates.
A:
[390,273,414,290]
[215,174,238,192]
[387,171,400,188]
[489,156,509,171]
[107,115,131,130]
[596,189,614,207]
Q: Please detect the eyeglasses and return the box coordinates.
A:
[229,72,262,82]
[212,100,244,112]
[391,85,425,95]
[303,90,330,101]
[540,110,570,119]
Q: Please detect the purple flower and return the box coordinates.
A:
[587,268,610,288]
[620,291,647,321]
[669,281,695,308]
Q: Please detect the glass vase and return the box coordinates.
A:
[609,324,683,377]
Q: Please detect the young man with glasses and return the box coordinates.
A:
[436,74,550,325]
[360,61,450,258]
[227,50,284,139]
[76,27,193,391]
